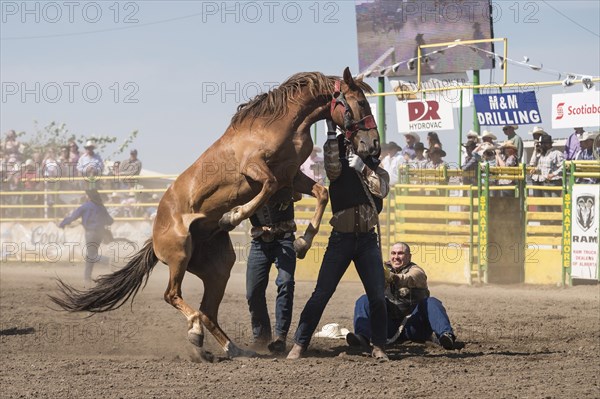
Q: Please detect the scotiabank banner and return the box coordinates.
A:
[552,91,600,129]
[396,98,455,133]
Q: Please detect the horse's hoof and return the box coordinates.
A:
[218,213,236,232]
[190,347,215,363]
[219,207,242,231]
[225,343,257,358]
[294,237,309,259]
[187,331,204,348]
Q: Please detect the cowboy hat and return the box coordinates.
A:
[481,130,497,140]
[578,131,598,142]
[538,134,553,144]
[313,323,350,339]
[500,141,518,150]
[466,130,479,139]
[84,140,96,149]
[528,126,547,136]
[503,125,519,130]
[387,141,402,152]
[403,131,420,142]
[427,146,447,157]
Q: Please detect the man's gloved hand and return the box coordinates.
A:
[326,119,338,140]
[348,153,365,172]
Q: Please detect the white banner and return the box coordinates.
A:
[389,73,471,108]
[570,185,599,280]
[552,91,600,129]
[396,98,455,133]
[0,222,152,263]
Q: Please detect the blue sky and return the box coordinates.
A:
[1,1,599,172]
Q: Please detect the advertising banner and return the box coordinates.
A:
[474,91,541,126]
[570,185,599,280]
[551,91,600,129]
[396,98,455,132]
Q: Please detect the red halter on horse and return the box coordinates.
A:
[50,67,381,360]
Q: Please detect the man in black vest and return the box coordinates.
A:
[287,121,390,360]
[346,242,457,350]
[246,198,297,353]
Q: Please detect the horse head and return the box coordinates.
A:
[330,67,381,159]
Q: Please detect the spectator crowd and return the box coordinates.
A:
[0,129,159,219]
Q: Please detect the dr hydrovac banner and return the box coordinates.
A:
[474,91,541,126]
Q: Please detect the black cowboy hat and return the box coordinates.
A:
[428,147,447,157]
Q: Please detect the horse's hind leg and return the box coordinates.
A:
[154,225,212,360]
[188,231,255,358]
[292,170,328,259]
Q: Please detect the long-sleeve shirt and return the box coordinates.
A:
[77,153,104,175]
[529,148,543,182]
[462,153,480,185]
[536,149,564,182]
[384,261,430,320]
[381,151,405,186]
[59,201,113,232]
[401,145,416,160]
[506,133,524,162]
[324,138,389,233]
[564,132,582,160]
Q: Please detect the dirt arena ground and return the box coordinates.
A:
[1,261,599,399]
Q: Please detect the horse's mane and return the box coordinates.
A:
[230,72,374,127]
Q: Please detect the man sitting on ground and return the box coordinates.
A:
[346,242,458,351]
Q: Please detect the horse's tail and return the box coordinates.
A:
[49,239,158,313]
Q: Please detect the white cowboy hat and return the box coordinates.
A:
[466,129,479,139]
[481,130,497,140]
[528,126,547,135]
[313,323,350,339]
[403,131,421,142]
[578,131,598,142]
[84,140,96,149]
[500,140,518,150]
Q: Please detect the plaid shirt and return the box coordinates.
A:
[536,149,564,182]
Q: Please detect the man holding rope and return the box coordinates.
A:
[287,120,390,361]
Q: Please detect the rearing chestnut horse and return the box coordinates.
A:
[50,67,380,359]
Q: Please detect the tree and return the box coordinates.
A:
[20,121,138,163]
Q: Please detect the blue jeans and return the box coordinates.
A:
[353,295,454,342]
[246,236,296,341]
[293,230,387,347]
[84,229,109,283]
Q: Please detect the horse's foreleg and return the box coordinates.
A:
[292,171,328,259]
[219,159,278,231]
